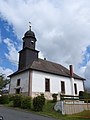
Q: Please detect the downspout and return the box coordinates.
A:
[69,65,74,96]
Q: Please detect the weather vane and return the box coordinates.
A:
[29,22,31,30]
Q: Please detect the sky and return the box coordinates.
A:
[0,0,90,89]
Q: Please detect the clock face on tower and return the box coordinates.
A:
[31,40,34,45]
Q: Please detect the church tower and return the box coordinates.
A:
[18,26,39,70]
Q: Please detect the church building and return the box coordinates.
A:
[9,27,85,99]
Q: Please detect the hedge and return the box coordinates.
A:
[0,95,9,104]
[33,94,45,111]
[13,94,22,107]
[52,94,58,102]
[21,96,32,109]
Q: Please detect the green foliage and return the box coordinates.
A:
[13,94,22,107]
[0,95,9,104]
[83,92,90,99]
[79,91,84,99]
[33,94,45,111]
[21,96,32,109]
[8,94,15,101]
[40,94,45,105]
[0,74,10,90]
[79,91,90,103]
[52,93,58,102]
[8,101,13,107]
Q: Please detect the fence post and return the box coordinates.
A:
[61,101,65,115]
[87,99,89,110]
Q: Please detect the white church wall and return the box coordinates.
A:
[9,71,29,94]
[32,70,78,95]
[74,79,84,94]
[9,69,84,99]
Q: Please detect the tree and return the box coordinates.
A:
[0,74,10,94]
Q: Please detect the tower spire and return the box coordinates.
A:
[29,22,31,31]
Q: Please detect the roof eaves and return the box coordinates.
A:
[30,67,85,80]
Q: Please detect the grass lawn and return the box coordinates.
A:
[37,101,90,120]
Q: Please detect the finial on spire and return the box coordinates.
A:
[29,22,31,30]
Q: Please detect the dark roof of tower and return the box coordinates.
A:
[9,58,85,80]
[24,29,35,38]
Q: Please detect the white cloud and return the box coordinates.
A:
[3,38,19,66]
[0,66,13,77]
[0,0,90,87]
[84,61,90,88]
[39,52,44,59]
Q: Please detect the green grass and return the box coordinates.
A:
[70,110,90,118]
[37,101,90,120]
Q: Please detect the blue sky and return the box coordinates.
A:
[0,0,90,88]
[0,19,18,71]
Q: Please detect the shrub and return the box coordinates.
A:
[79,91,90,103]
[21,96,32,109]
[83,92,90,103]
[0,95,9,104]
[8,94,15,101]
[52,94,58,102]
[8,101,13,107]
[40,94,45,105]
[13,94,22,107]
[33,94,45,111]
[79,91,84,99]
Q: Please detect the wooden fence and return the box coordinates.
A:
[54,95,90,115]
[63,102,90,114]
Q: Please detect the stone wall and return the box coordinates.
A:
[32,92,60,100]
[32,92,53,100]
